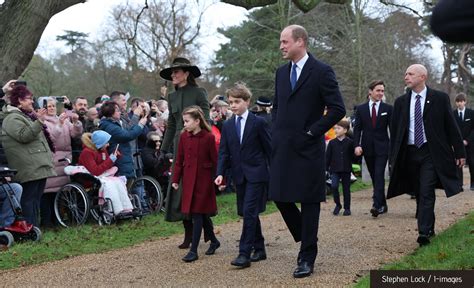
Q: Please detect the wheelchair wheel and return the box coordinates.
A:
[54,183,90,227]
[131,176,163,213]
[0,231,14,247]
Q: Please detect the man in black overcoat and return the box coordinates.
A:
[353,80,393,217]
[269,25,345,278]
[453,92,474,190]
[388,64,465,247]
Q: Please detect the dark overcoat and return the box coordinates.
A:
[269,54,346,203]
[161,84,210,221]
[453,108,474,144]
[353,101,393,156]
[172,130,217,215]
[387,87,465,199]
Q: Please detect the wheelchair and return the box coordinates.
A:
[54,172,163,228]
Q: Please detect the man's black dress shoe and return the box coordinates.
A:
[416,235,430,247]
[250,250,267,262]
[370,207,384,217]
[333,205,342,215]
[231,255,251,268]
[205,241,220,255]
[381,205,388,214]
[182,251,198,262]
[293,261,314,278]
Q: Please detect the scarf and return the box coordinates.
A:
[20,108,56,153]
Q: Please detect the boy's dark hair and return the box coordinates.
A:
[368,80,384,90]
[226,82,252,101]
[335,119,350,131]
[455,92,467,102]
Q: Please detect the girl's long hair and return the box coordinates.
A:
[182,105,211,132]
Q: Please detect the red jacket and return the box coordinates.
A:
[172,130,217,214]
[78,135,114,176]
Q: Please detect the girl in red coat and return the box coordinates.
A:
[171,106,220,262]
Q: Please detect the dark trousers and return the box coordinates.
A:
[458,145,474,187]
[236,181,265,257]
[330,172,351,209]
[275,201,321,265]
[40,192,57,227]
[407,144,437,236]
[20,179,47,227]
[364,154,388,209]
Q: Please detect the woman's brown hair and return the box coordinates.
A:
[182,105,211,132]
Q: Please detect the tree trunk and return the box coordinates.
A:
[0,0,85,83]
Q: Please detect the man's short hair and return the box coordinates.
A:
[226,82,252,101]
[110,91,125,101]
[101,101,119,118]
[455,92,467,102]
[335,120,350,131]
[74,96,88,105]
[368,80,384,90]
[289,25,308,47]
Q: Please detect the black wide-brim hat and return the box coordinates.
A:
[159,57,201,81]
[256,96,272,107]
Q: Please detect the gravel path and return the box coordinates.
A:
[1,182,473,287]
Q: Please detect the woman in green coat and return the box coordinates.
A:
[1,85,55,226]
[160,57,210,248]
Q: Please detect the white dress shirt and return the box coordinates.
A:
[290,53,309,81]
[236,109,249,143]
[369,99,381,117]
[408,87,427,145]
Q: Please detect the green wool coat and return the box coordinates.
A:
[1,105,55,183]
[161,85,210,222]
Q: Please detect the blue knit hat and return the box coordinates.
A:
[91,130,111,149]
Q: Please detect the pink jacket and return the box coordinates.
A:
[44,114,83,193]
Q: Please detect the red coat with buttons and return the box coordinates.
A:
[172,129,217,214]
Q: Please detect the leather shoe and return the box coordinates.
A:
[381,205,388,214]
[343,209,351,216]
[205,241,220,255]
[293,261,314,278]
[250,250,267,262]
[417,235,430,246]
[333,205,342,215]
[231,255,251,268]
[182,251,198,262]
[370,207,383,217]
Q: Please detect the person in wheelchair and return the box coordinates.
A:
[0,179,23,228]
[78,130,134,215]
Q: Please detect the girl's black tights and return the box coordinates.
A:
[190,213,217,253]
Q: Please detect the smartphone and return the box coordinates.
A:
[56,101,64,115]
[114,144,120,155]
[56,96,65,103]
[42,99,48,109]
[15,80,27,86]
[217,95,225,101]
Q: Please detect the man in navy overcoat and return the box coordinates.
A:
[269,25,345,278]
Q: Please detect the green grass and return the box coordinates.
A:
[353,212,474,288]
[0,178,370,270]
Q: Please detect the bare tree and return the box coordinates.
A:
[0,0,85,83]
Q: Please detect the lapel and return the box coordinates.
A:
[290,53,315,96]
[241,112,255,147]
[423,87,433,119]
[401,92,411,134]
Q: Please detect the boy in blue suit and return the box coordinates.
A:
[215,82,272,268]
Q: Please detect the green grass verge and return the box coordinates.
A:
[353,212,474,288]
[0,178,370,270]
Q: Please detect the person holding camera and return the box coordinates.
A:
[40,97,83,226]
[1,85,55,227]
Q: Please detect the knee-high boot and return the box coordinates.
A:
[179,219,193,249]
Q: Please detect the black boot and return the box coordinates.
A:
[178,219,192,249]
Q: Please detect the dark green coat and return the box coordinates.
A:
[1,105,55,183]
[161,85,210,222]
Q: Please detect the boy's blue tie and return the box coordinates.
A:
[290,63,297,90]
[236,116,243,143]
